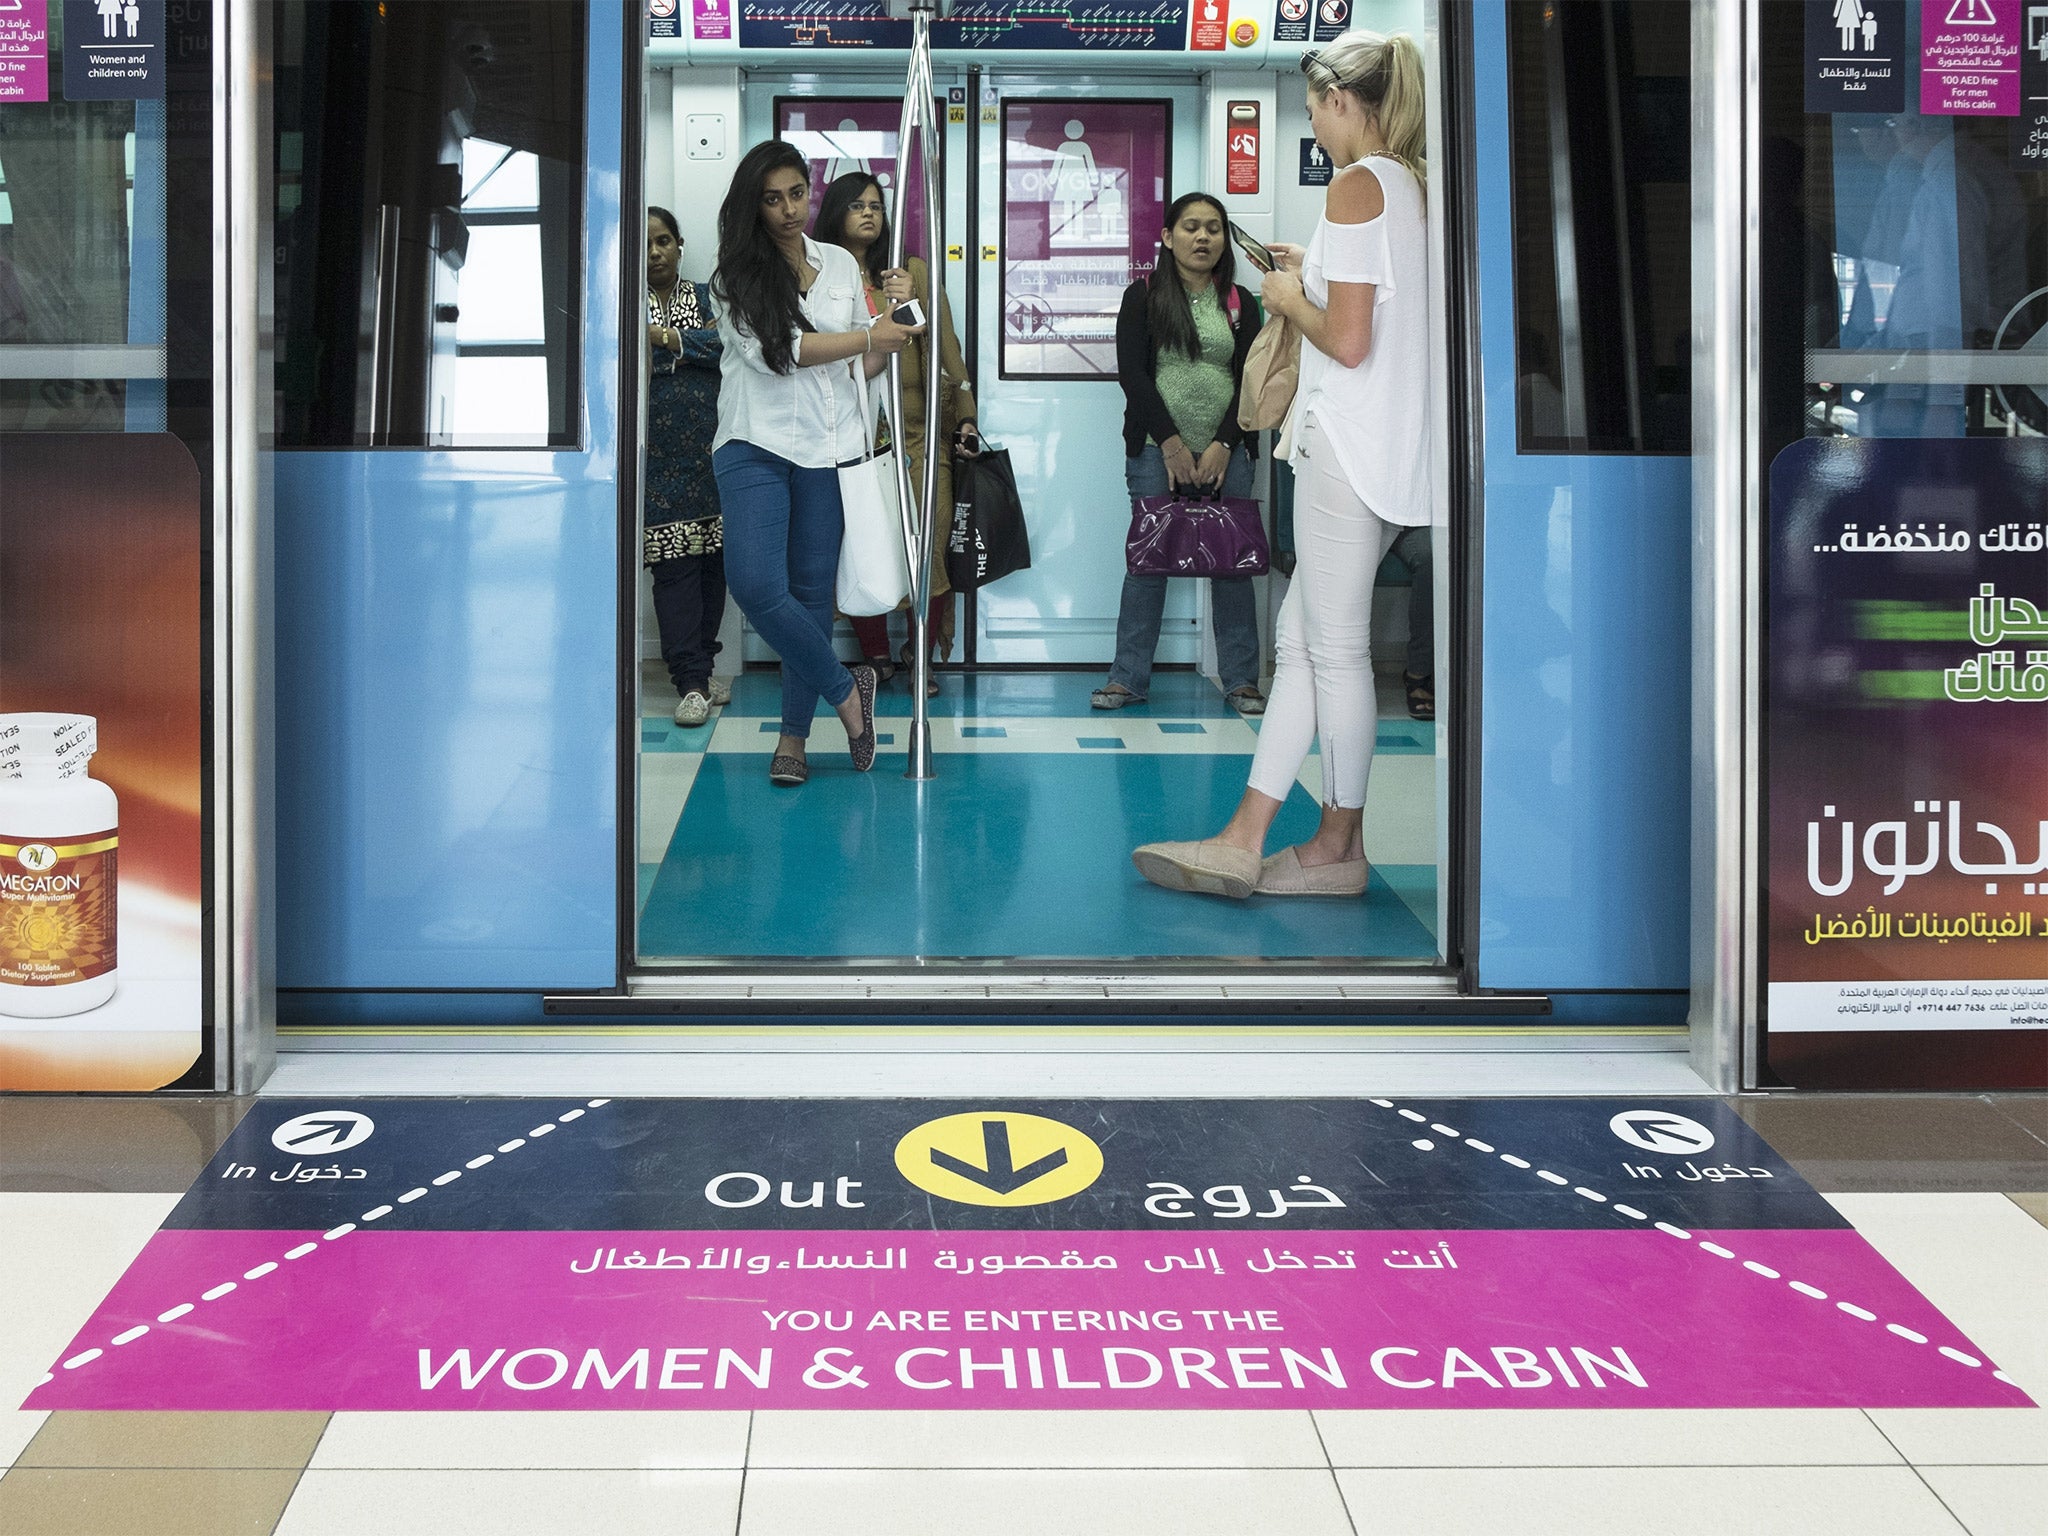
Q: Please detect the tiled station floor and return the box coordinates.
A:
[1,1088,2043,1536]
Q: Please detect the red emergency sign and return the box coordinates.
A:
[1226,102,1260,196]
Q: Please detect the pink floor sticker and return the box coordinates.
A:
[27,1227,2028,1411]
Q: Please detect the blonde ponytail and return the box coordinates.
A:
[1302,29,1428,188]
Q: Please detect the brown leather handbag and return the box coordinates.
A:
[1237,313,1300,432]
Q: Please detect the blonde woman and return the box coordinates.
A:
[1133,31,1431,899]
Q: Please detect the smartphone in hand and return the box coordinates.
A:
[891,298,926,327]
[1229,224,1275,273]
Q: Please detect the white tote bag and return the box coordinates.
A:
[835,364,910,617]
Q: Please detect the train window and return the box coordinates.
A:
[273,0,587,449]
[1506,0,1690,454]
[1000,99,1170,380]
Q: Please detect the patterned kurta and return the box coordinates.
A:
[643,280,723,565]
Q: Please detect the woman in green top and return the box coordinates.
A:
[1095,191,1266,716]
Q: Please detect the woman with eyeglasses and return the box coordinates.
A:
[814,171,980,698]
[1133,30,1433,900]
[710,140,926,787]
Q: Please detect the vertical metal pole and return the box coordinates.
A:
[888,7,942,780]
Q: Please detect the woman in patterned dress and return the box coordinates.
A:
[646,206,729,728]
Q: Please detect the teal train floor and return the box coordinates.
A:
[637,668,1439,963]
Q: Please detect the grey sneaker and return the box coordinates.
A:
[674,691,710,727]
[706,678,732,707]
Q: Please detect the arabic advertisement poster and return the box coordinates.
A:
[1001,99,1168,378]
[1806,0,1907,115]
[0,0,49,105]
[777,97,938,266]
[24,1099,2028,1413]
[1765,437,2048,1087]
[0,435,206,1090]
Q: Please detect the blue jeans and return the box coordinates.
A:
[1109,442,1261,697]
[1389,524,1432,681]
[713,440,855,738]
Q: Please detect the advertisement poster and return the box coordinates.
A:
[0,0,49,105]
[1920,0,2020,115]
[776,98,937,265]
[1001,99,1168,378]
[1765,438,2048,1082]
[27,1099,2025,1413]
[0,435,205,1090]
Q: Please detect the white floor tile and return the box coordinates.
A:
[1313,1407,1903,1467]
[0,1193,179,1399]
[0,1408,47,1470]
[638,752,703,864]
[1829,1194,2048,1466]
[1334,1466,1966,1535]
[274,1469,742,1535]
[736,1469,1355,1536]
[747,1409,1328,1469]
[309,1410,751,1470]
[1918,1464,2048,1536]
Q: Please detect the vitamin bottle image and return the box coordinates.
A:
[0,713,119,1017]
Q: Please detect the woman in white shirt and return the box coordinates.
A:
[1133,31,1432,898]
[711,139,924,787]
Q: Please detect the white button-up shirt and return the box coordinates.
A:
[713,236,873,469]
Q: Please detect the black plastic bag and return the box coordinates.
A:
[946,447,1032,592]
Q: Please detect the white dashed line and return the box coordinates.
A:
[1411,1139,1436,1152]
[1360,1099,2009,1386]
[45,1103,611,1384]
[1397,1110,1427,1124]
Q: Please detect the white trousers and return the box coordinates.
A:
[1246,417,1401,812]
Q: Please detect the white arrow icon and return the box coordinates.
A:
[271,1111,376,1157]
[1609,1110,1716,1157]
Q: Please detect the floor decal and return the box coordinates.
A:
[25,1098,2029,1412]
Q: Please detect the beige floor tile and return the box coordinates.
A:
[738,1468,1355,1535]
[1313,1407,1903,1467]
[2006,1193,2048,1231]
[1830,1194,2048,1465]
[1,1411,47,1471]
[17,1411,329,1469]
[273,1469,742,1535]
[1334,1466,1965,1535]
[0,1194,179,1406]
[1918,1464,2048,1536]
[0,1467,301,1536]
[747,1408,1329,1468]
[309,1410,750,1469]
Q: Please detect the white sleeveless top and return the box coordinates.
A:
[1283,155,1431,528]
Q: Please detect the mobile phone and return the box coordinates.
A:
[891,298,926,327]
[1229,225,1275,273]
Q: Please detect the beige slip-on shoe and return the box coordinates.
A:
[1255,846,1371,897]
[1131,839,1262,900]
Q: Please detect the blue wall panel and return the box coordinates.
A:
[1472,0,1690,991]
[274,5,624,990]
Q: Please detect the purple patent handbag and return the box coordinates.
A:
[1125,489,1272,577]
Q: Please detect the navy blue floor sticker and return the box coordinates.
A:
[27,1098,2030,1411]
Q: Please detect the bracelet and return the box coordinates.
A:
[864,327,873,356]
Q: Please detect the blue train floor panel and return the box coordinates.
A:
[637,667,1440,962]
[24,1097,2029,1414]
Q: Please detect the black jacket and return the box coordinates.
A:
[1115,278,1262,459]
